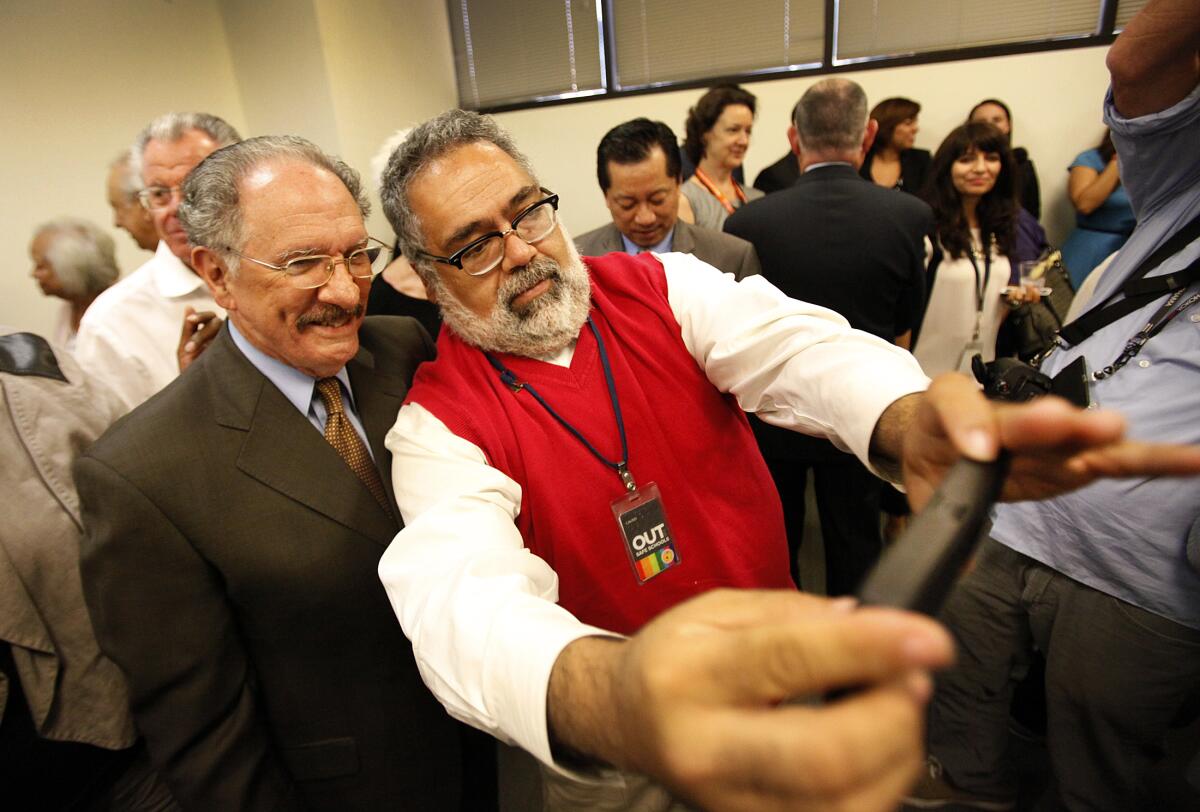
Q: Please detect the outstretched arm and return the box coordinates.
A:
[1107,0,1200,118]
[870,374,1200,512]
[548,589,954,812]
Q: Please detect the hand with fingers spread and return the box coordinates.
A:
[873,373,1200,512]
[547,589,954,812]
[177,306,222,372]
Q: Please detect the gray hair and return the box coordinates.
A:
[34,218,120,297]
[131,112,242,178]
[178,135,370,275]
[793,78,869,155]
[380,109,536,283]
[108,148,143,200]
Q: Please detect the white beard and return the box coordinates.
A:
[434,235,592,358]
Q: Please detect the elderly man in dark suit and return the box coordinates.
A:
[574,118,761,280]
[725,78,933,596]
[75,136,466,811]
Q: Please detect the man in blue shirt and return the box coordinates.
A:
[916,2,1200,808]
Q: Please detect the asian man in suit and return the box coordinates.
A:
[574,118,761,280]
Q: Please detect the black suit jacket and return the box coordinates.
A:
[76,318,462,811]
[753,152,801,195]
[859,147,932,197]
[725,164,933,460]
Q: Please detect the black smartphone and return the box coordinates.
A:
[856,454,1010,615]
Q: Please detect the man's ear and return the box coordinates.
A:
[192,246,236,312]
[787,124,802,158]
[861,119,880,161]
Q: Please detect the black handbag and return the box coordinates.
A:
[1004,249,1076,361]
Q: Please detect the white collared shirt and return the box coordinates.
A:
[75,242,224,410]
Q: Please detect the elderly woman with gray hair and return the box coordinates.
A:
[29,218,120,349]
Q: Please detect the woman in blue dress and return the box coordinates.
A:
[1060,129,1136,288]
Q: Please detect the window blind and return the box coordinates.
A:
[610,0,823,89]
[448,0,604,108]
[1115,0,1148,29]
[836,0,1103,62]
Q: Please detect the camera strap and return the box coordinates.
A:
[1055,211,1200,350]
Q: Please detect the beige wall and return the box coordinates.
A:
[495,46,1113,251]
[2,0,1111,337]
[1,0,245,335]
[1,0,457,336]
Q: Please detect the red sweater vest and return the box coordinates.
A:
[407,253,792,634]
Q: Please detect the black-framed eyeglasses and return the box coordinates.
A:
[419,190,559,277]
[223,236,390,290]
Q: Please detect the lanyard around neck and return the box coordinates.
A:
[693,168,747,215]
[484,317,636,492]
[965,236,993,314]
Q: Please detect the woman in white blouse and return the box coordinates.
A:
[914,122,1029,377]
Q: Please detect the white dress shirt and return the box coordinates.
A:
[75,242,223,410]
[378,252,930,771]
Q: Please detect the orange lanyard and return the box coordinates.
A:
[693,168,747,215]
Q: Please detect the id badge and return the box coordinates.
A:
[611,482,680,584]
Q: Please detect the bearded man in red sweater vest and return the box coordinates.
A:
[375,110,1200,812]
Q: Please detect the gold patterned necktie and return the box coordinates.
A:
[315,377,392,516]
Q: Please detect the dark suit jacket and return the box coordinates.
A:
[574,219,761,281]
[76,318,462,811]
[859,147,932,197]
[725,163,933,460]
[753,152,801,195]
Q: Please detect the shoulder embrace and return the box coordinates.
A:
[360,315,436,362]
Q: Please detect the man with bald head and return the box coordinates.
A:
[75,136,464,810]
[77,113,240,409]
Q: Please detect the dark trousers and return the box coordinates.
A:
[929,537,1200,810]
[763,451,883,596]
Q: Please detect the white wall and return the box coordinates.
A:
[0,0,458,336]
[494,46,1113,249]
[1,0,246,335]
[2,0,1111,337]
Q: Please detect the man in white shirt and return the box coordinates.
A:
[76,112,240,409]
[376,110,1200,811]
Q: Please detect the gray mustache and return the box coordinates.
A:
[296,304,363,330]
[503,257,558,305]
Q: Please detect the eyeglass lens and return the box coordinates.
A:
[286,245,386,288]
[141,186,181,209]
[460,200,556,275]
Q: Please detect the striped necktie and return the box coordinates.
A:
[315,377,391,516]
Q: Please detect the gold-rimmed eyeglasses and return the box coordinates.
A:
[223,237,390,290]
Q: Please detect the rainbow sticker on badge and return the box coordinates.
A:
[634,543,680,582]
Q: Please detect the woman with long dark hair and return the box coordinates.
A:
[914,122,1027,376]
[1060,128,1136,287]
[968,98,1042,219]
[679,85,763,230]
